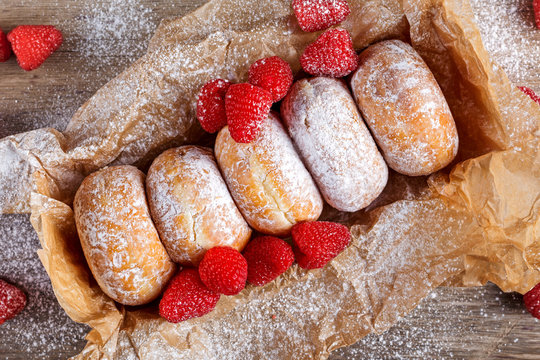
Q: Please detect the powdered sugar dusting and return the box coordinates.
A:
[69,0,157,72]
[215,113,323,235]
[351,40,459,176]
[281,77,388,212]
[146,146,251,265]
[470,0,540,84]
[73,165,175,305]
[0,214,90,357]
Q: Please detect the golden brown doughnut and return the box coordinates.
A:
[73,165,176,306]
[215,112,323,236]
[281,77,388,212]
[146,146,252,265]
[350,39,459,176]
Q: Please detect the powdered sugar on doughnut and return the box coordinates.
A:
[351,40,459,176]
[146,146,251,265]
[281,77,388,212]
[73,166,175,306]
[215,113,323,235]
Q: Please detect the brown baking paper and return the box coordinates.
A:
[0,0,538,358]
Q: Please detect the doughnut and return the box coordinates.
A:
[281,77,388,212]
[350,39,459,176]
[73,165,176,306]
[215,112,323,236]
[146,146,252,265]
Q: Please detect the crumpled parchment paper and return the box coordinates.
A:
[0,0,538,359]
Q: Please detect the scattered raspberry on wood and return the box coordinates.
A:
[0,279,26,325]
[7,25,62,71]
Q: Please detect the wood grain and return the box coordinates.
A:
[0,0,539,359]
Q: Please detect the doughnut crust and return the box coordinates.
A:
[146,146,252,265]
[350,39,459,176]
[73,165,175,306]
[281,77,388,212]
[215,113,323,236]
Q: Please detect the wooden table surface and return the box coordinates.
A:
[0,0,539,359]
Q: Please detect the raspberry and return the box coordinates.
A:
[7,25,63,71]
[291,221,351,269]
[243,236,295,286]
[292,0,351,32]
[534,0,540,29]
[248,56,293,102]
[199,247,248,295]
[196,79,231,133]
[524,282,540,319]
[300,28,358,77]
[225,83,273,143]
[159,269,220,323]
[0,28,11,62]
[518,86,540,105]
[0,279,27,325]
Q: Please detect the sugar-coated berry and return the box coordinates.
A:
[248,56,293,102]
[518,86,540,105]
[159,269,220,323]
[225,83,273,143]
[292,0,351,32]
[243,236,295,286]
[524,282,540,320]
[0,279,27,325]
[300,28,358,78]
[7,25,62,71]
[199,247,248,295]
[534,0,540,29]
[0,29,11,62]
[197,79,231,133]
[291,221,351,269]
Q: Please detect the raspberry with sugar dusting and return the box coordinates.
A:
[523,282,540,319]
[243,236,295,286]
[291,221,351,269]
[225,83,273,143]
[534,0,540,29]
[300,28,358,77]
[248,56,293,102]
[292,0,351,32]
[199,247,248,295]
[7,25,63,71]
[197,79,231,133]
[518,86,540,105]
[0,279,27,325]
[0,28,11,62]
[159,269,220,323]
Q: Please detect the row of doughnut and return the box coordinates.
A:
[73,40,459,305]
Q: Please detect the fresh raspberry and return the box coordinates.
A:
[534,0,540,29]
[159,269,220,323]
[0,279,27,325]
[292,0,351,32]
[0,28,11,62]
[242,236,295,286]
[225,83,273,143]
[291,221,351,269]
[300,28,358,77]
[519,86,540,105]
[7,25,63,71]
[196,79,231,133]
[199,247,248,295]
[248,56,293,102]
[524,282,540,319]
